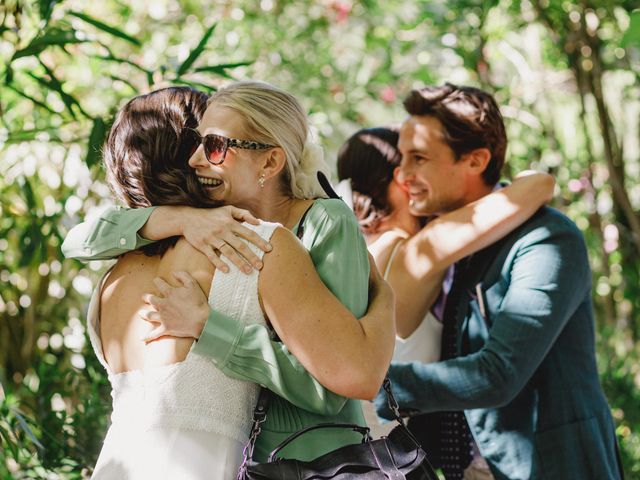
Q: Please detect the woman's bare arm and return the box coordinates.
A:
[386,172,555,337]
[258,228,396,400]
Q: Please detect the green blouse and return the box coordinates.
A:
[62,199,370,461]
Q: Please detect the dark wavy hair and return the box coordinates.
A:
[337,127,401,234]
[403,83,507,185]
[103,86,219,256]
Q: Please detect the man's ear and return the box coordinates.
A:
[464,148,491,177]
[260,147,287,180]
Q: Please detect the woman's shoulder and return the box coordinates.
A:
[306,198,359,231]
[159,239,215,291]
[369,229,410,274]
[310,197,354,217]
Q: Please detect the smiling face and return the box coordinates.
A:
[397,115,470,216]
[188,104,267,210]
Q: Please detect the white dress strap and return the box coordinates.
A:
[383,239,405,280]
[208,221,280,324]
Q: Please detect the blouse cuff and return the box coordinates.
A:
[193,309,244,368]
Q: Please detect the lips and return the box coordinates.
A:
[197,176,223,188]
[407,187,427,198]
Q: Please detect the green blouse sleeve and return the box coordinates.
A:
[193,310,348,415]
[193,199,370,414]
[62,206,156,261]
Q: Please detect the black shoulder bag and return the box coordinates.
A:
[237,379,439,480]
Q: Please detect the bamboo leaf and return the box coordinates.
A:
[27,72,77,120]
[176,24,217,77]
[95,52,153,77]
[622,11,640,48]
[68,11,141,46]
[12,408,44,451]
[0,424,19,459]
[85,117,108,168]
[107,74,137,92]
[5,64,14,84]
[38,0,60,24]
[11,27,86,61]
[173,78,217,93]
[6,128,64,143]
[193,61,252,78]
[5,84,58,115]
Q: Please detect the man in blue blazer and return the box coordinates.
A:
[376,84,623,480]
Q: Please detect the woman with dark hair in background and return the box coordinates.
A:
[337,126,419,241]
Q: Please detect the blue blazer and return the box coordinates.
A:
[377,208,622,480]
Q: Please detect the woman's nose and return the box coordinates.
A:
[188,145,208,168]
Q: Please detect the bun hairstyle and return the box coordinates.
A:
[103,86,218,256]
[207,81,330,199]
[337,127,401,234]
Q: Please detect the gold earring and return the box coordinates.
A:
[258,174,266,188]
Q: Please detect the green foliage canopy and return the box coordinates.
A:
[0,0,638,477]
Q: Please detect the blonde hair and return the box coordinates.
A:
[207,81,330,199]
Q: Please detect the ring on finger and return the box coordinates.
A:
[212,240,226,250]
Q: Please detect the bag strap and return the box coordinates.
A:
[237,387,271,478]
[317,171,340,199]
[295,202,315,240]
[268,423,371,461]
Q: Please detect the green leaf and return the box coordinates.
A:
[622,10,640,48]
[38,0,60,24]
[85,117,108,168]
[5,64,14,84]
[27,72,77,119]
[11,27,86,61]
[0,423,20,460]
[107,74,137,93]
[6,128,64,143]
[95,51,154,81]
[68,11,141,47]
[28,59,90,119]
[5,85,58,115]
[193,61,252,78]
[12,408,44,451]
[176,24,217,77]
[173,78,217,93]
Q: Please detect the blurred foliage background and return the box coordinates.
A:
[0,0,638,477]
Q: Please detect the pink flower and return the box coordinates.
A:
[332,2,351,23]
[568,179,583,193]
[380,86,396,104]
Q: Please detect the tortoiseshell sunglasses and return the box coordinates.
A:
[186,128,275,165]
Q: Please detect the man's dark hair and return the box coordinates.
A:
[337,127,401,234]
[103,86,219,256]
[403,83,507,185]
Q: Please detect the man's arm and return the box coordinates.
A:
[377,219,590,417]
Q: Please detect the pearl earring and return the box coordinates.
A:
[258,174,266,188]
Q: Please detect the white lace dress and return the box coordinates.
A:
[88,222,278,480]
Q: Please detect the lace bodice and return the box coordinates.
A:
[87,221,279,444]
